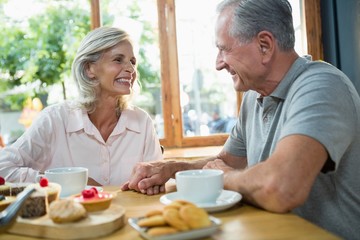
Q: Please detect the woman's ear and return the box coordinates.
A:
[85,63,96,79]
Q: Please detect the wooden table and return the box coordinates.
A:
[0,185,341,240]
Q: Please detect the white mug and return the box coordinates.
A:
[37,167,88,197]
[175,169,224,204]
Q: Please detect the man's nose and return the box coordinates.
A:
[216,54,226,71]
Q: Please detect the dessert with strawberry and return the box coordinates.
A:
[0,176,11,196]
[0,194,16,211]
[28,177,61,204]
[73,187,114,212]
[19,184,48,218]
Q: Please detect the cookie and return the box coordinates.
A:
[164,199,196,210]
[179,205,211,229]
[137,215,167,227]
[163,207,189,231]
[172,199,196,206]
[147,226,178,236]
[164,201,183,210]
[145,209,163,217]
[49,199,87,223]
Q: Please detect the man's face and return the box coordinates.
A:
[215,9,263,92]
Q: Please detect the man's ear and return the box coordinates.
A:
[257,30,274,55]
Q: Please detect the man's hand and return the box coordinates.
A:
[203,158,235,173]
[121,161,177,195]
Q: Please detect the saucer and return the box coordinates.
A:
[159,190,242,213]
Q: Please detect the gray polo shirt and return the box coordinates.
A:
[224,56,360,239]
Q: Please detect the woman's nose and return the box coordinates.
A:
[125,61,135,73]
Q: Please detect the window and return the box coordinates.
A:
[0,0,322,148]
[0,0,91,145]
[92,0,320,148]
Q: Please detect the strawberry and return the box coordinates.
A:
[0,176,5,185]
[39,177,49,187]
[82,189,95,198]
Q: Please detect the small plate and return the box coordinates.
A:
[128,216,221,240]
[160,190,242,213]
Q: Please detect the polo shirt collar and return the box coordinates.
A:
[270,56,310,100]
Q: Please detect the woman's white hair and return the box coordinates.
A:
[71,26,140,114]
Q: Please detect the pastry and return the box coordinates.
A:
[0,194,16,211]
[49,199,87,223]
[9,182,30,196]
[73,187,114,212]
[0,177,11,196]
[28,178,61,204]
[19,185,48,218]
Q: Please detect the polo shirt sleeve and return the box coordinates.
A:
[279,66,358,169]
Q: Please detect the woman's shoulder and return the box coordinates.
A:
[127,105,150,116]
[124,105,153,123]
[40,100,83,118]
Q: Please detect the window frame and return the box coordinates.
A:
[90,0,323,148]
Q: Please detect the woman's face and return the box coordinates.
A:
[88,40,137,98]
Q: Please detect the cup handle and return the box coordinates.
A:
[35,172,45,183]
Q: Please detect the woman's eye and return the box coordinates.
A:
[115,58,123,63]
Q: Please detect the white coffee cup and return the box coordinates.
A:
[175,169,224,204]
[37,167,88,197]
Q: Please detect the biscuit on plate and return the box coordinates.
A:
[179,205,211,229]
[164,199,196,210]
[163,207,189,231]
[147,226,178,236]
[137,215,167,227]
[145,209,163,217]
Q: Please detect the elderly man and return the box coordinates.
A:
[122,1,360,239]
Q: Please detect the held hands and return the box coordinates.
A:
[121,161,175,195]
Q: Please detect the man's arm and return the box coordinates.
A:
[206,134,328,213]
[121,155,220,195]
[121,147,248,195]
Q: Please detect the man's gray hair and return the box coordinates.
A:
[217,0,295,51]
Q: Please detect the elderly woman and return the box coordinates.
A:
[0,27,163,186]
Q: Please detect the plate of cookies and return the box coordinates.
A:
[128,200,221,240]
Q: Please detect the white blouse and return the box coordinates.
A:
[0,101,163,185]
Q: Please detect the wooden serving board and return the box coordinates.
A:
[7,204,125,239]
